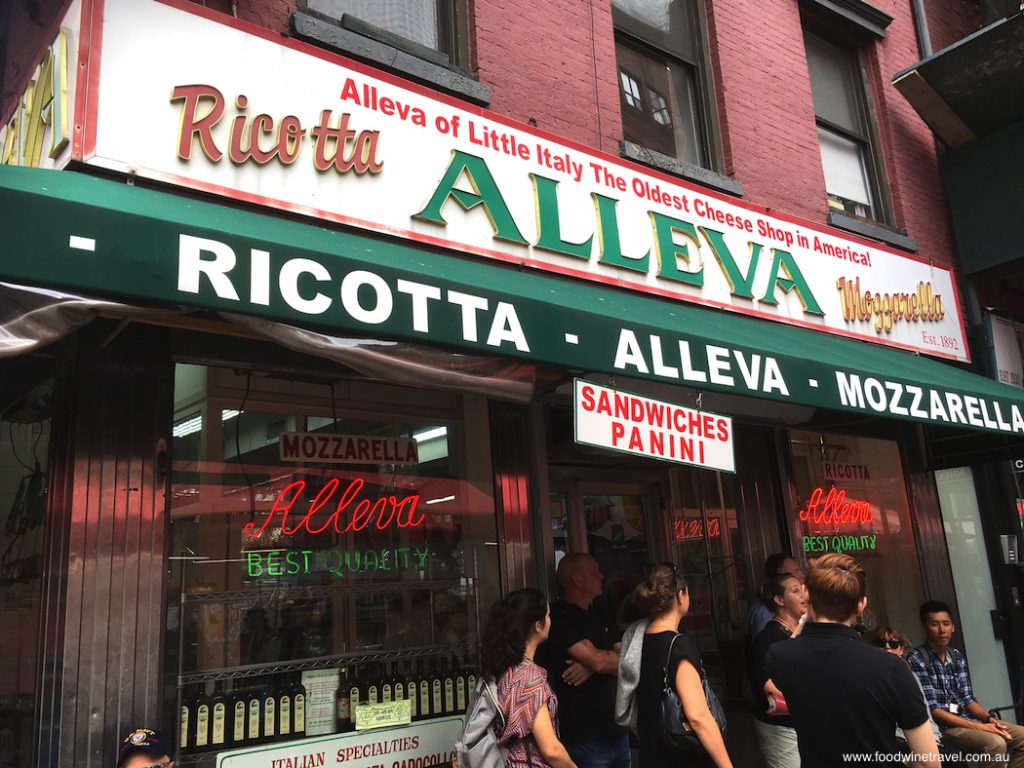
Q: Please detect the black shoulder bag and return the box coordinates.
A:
[659,633,728,756]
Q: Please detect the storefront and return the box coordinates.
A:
[2,1,1023,766]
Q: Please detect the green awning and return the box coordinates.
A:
[3,165,1024,435]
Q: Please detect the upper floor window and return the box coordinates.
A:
[303,0,466,68]
[803,29,887,223]
[613,0,713,169]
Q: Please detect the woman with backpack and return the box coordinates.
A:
[616,563,733,768]
[482,588,577,768]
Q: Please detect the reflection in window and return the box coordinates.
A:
[166,364,498,754]
[620,70,643,110]
[648,88,672,125]
[0,373,52,768]
[788,430,923,636]
[615,38,706,167]
[583,494,649,630]
[613,0,711,168]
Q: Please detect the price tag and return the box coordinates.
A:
[355,699,413,730]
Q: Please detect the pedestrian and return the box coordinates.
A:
[766,553,939,767]
[481,588,576,768]
[116,728,173,768]
[907,600,1024,767]
[870,626,942,753]
[749,554,804,638]
[617,562,732,768]
[539,553,629,768]
[749,573,807,768]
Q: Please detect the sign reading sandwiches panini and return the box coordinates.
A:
[64,0,967,360]
[574,379,735,472]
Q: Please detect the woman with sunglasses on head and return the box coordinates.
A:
[872,626,943,756]
[749,573,807,768]
[480,588,577,768]
[616,563,733,768]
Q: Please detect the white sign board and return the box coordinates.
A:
[574,379,735,472]
[280,433,420,464]
[990,315,1024,389]
[300,668,341,737]
[73,0,970,361]
[216,715,461,768]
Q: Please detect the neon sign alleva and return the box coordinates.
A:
[242,477,424,539]
[798,486,873,526]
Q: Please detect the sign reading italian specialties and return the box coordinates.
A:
[51,0,969,361]
[215,715,460,768]
[574,379,735,472]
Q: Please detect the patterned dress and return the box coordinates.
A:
[496,657,559,767]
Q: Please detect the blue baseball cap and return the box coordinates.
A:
[116,728,171,766]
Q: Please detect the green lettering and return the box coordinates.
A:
[760,248,823,315]
[595,193,649,273]
[699,227,760,299]
[413,150,527,245]
[531,174,593,259]
[650,213,703,286]
[246,552,263,578]
[267,552,283,576]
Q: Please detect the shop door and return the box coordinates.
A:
[549,474,663,630]
[669,467,749,702]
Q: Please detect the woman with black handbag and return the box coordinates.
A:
[631,563,733,768]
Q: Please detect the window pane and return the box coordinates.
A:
[0,381,52,768]
[817,126,874,219]
[583,494,649,626]
[620,70,642,110]
[617,40,706,167]
[788,431,925,637]
[612,0,699,61]
[307,0,446,53]
[804,31,864,136]
[166,365,499,753]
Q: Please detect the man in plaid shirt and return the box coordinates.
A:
[907,600,1024,767]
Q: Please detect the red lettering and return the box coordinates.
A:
[716,418,729,442]
[798,486,873,527]
[171,84,225,161]
[580,385,596,411]
[281,433,300,458]
[611,422,625,445]
[243,477,424,538]
[673,408,687,431]
[243,479,304,537]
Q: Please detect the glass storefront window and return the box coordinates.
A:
[582,493,650,625]
[166,364,498,759]
[788,430,925,635]
[0,374,51,768]
[669,466,747,700]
